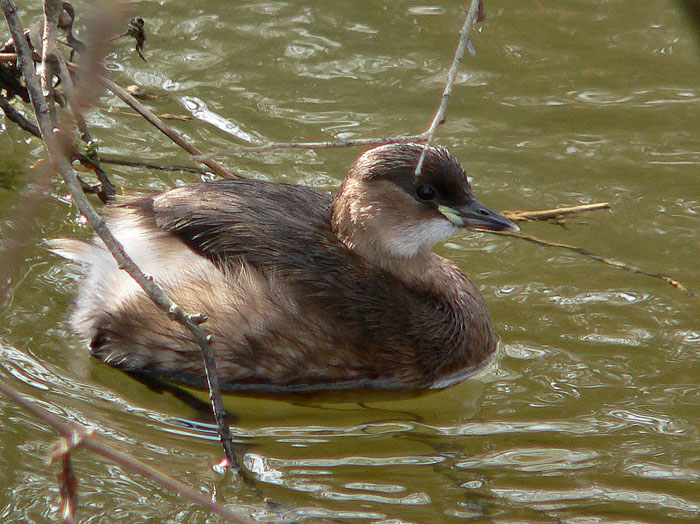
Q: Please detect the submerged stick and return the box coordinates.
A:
[496,230,694,296]
[100,155,213,175]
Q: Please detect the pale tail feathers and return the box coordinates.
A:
[46,237,95,263]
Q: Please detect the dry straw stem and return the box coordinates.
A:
[0,0,237,472]
[503,202,611,222]
[0,379,257,524]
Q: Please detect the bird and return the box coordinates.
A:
[51,143,518,397]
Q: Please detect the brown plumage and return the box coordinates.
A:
[51,143,518,395]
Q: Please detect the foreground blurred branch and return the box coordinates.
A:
[0,0,238,479]
[0,379,256,524]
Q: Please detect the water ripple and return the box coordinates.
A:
[456,447,598,472]
[492,485,700,513]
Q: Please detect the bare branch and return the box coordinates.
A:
[0,93,41,136]
[40,0,61,128]
[44,1,116,200]
[201,1,484,167]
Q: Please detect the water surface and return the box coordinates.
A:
[1,1,699,523]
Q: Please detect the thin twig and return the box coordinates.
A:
[496,230,694,296]
[0,380,257,524]
[100,155,214,175]
[1,0,237,472]
[120,109,192,120]
[0,89,114,202]
[56,453,77,524]
[50,426,93,524]
[415,0,482,178]
[198,134,428,162]
[503,202,611,222]
[0,90,179,192]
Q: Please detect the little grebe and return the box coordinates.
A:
[52,143,518,395]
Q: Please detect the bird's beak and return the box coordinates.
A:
[438,198,519,232]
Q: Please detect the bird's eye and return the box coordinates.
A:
[415,183,437,202]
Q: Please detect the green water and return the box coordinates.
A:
[1,1,699,522]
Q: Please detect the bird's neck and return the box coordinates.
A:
[330,177,454,281]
